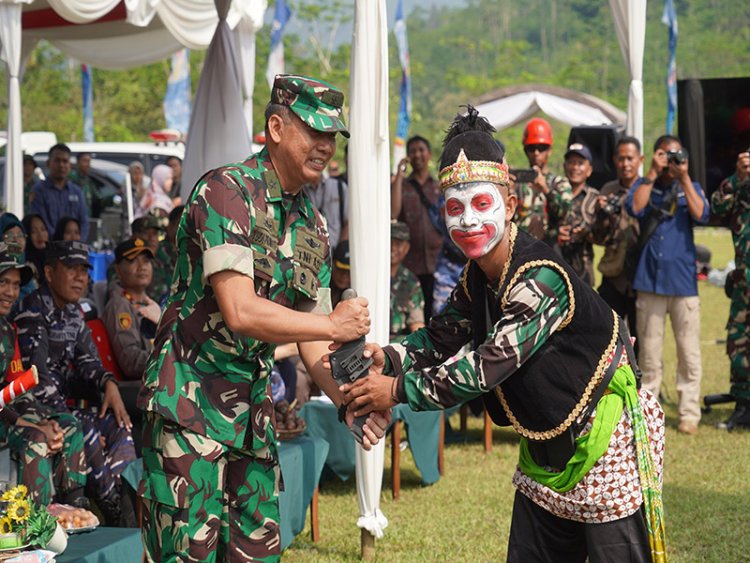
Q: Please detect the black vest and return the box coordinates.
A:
[477,227,618,442]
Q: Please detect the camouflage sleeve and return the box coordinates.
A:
[73,322,115,392]
[387,273,474,372]
[711,174,741,217]
[398,265,571,411]
[14,308,67,413]
[546,176,573,227]
[406,279,425,326]
[189,169,256,283]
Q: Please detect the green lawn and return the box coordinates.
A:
[284,227,750,562]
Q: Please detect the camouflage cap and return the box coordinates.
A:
[271,74,350,138]
[131,214,165,234]
[0,243,33,285]
[45,240,92,269]
[115,238,155,263]
[390,220,411,241]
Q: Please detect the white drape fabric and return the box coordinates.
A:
[234,0,267,139]
[349,0,390,540]
[0,0,30,216]
[180,13,251,199]
[476,90,626,131]
[609,0,646,146]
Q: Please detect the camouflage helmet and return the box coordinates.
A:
[390,220,411,242]
[270,74,350,138]
[0,243,33,285]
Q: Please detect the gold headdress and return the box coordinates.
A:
[438,148,510,192]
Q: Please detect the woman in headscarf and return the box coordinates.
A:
[21,214,47,285]
[129,161,147,219]
[0,213,37,303]
[140,164,175,217]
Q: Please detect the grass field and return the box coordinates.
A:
[284,227,750,562]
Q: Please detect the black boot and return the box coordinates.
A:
[63,487,90,510]
[721,399,750,431]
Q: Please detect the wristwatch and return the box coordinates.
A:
[641,177,654,185]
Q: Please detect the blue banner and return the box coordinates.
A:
[266,0,292,89]
[81,64,94,142]
[163,48,192,135]
[394,0,411,144]
[662,0,678,134]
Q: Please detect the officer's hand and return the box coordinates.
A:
[37,420,64,453]
[650,149,668,176]
[341,373,398,417]
[101,380,132,430]
[531,166,549,193]
[736,151,750,181]
[557,224,572,246]
[328,297,370,342]
[350,409,392,450]
[135,297,162,324]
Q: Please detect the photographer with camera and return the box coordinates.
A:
[710,149,750,430]
[626,135,709,435]
[557,143,599,286]
[592,137,644,348]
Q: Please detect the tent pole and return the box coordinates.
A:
[361,529,375,560]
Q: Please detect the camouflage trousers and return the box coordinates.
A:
[74,408,136,500]
[0,412,86,505]
[139,412,281,563]
[727,285,750,399]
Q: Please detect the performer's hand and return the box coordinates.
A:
[341,373,398,416]
[328,297,370,342]
[37,419,64,453]
[322,342,385,374]
[349,409,392,449]
[101,381,132,430]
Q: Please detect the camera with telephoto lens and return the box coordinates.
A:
[666,147,689,165]
[599,194,622,217]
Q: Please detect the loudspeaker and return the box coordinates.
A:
[678,77,750,201]
[566,125,623,190]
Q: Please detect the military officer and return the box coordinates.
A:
[137,74,388,562]
[0,243,87,506]
[711,149,750,430]
[14,240,136,526]
[389,221,425,340]
[102,238,158,381]
[512,117,572,245]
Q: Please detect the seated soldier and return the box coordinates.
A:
[155,204,183,290]
[390,221,426,341]
[133,214,170,304]
[102,238,160,454]
[102,238,159,381]
[0,243,87,506]
[14,241,136,526]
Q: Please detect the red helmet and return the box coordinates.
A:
[523,117,553,146]
[731,108,750,136]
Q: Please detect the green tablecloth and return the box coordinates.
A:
[299,401,441,485]
[278,435,329,550]
[56,527,142,563]
[120,434,329,553]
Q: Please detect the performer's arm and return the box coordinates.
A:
[343,265,570,414]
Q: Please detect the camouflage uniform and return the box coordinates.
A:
[69,169,99,217]
[138,74,346,562]
[0,318,87,505]
[558,185,600,286]
[512,174,572,244]
[14,284,136,521]
[711,173,750,400]
[390,264,425,341]
[150,238,176,305]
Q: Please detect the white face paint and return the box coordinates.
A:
[444,182,505,260]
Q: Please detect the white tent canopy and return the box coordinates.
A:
[0,0,266,215]
[474,84,627,131]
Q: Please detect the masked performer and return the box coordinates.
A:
[341,107,666,563]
